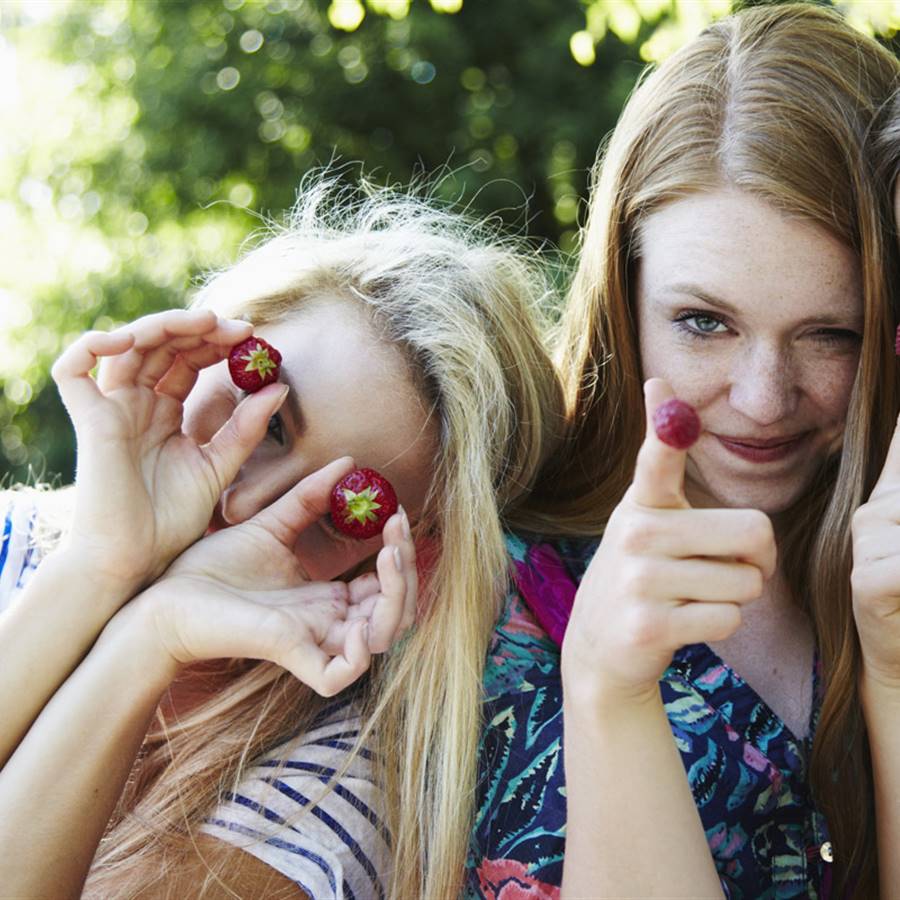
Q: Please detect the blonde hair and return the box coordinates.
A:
[532,5,899,897]
[82,175,564,898]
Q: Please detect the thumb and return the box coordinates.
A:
[250,456,357,547]
[202,383,290,489]
[627,378,694,510]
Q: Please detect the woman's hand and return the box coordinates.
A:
[132,457,417,696]
[851,417,900,688]
[561,378,776,705]
[51,308,286,595]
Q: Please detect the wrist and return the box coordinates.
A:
[860,664,900,708]
[100,588,184,690]
[51,540,148,600]
[25,547,138,620]
[562,668,664,725]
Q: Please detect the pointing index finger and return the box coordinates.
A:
[628,378,697,510]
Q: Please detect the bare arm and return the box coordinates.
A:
[0,600,176,898]
[850,416,900,899]
[558,380,773,897]
[562,685,724,899]
[0,464,414,897]
[0,310,281,767]
[860,675,900,899]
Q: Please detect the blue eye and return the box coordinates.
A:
[266,414,285,445]
[673,310,728,338]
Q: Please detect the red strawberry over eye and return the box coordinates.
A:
[228,337,282,393]
[652,398,701,450]
[329,468,399,540]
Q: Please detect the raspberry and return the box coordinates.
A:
[895,323,900,356]
[652,398,701,450]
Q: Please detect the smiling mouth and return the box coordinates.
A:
[713,433,810,463]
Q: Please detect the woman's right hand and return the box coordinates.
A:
[128,457,417,697]
[561,378,776,705]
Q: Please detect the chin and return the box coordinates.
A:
[694,474,813,516]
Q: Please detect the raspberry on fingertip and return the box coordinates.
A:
[653,398,701,450]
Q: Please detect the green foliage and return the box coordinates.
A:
[1,0,898,483]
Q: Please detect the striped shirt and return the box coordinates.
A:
[201,698,391,900]
[0,491,42,614]
[0,492,391,899]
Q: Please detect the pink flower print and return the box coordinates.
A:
[742,742,769,773]
[512,544,577,647]
[476,857,560,899]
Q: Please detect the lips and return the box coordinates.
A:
[712,432,810,464]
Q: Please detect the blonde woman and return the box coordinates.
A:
[465,5,900,899]
[0,178,563,898]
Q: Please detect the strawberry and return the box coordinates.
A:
[652,398,701,450]
[228,337,282,393]
[330,468,399,540]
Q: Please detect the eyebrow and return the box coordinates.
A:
[661,282,863,328]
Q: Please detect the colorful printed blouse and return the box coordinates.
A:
[464,534,834,900]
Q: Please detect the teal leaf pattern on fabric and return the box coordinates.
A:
[466,534,833,900]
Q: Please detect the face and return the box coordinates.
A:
[636,187,862,515]
[183,295,439,579]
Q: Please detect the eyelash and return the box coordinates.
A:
[672,309,861,349]
[319,513,358,547]
[672,310,728,339]
[266,414,286,445]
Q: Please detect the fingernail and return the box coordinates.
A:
[398,506,411,540]
[393,546,403,572]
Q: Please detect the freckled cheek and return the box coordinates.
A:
[800,356,858,426]
[641,340,727,408]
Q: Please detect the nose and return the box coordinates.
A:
[219,456,308,525]
[727,342,798,426]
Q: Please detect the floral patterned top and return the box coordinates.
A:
[464,534,834,900]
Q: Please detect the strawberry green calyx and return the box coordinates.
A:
[228,336,282,393]
[340,486,383,525]
[241,344,278,378]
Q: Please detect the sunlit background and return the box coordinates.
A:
[2,0,899,484]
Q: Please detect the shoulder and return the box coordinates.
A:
[200,696,390,900]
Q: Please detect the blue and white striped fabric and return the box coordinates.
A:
[0,492,42,613]
[201,696,391,900]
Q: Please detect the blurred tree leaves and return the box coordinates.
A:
[1,0,898,484]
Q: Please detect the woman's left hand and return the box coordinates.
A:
[133,457,417,696]
[51,308,284,595]
[851,418,900,687]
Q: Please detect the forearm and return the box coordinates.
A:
[0,548,140,767]
[561,685,724,899]
[0,599,178,898]
[860,671,900,900]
